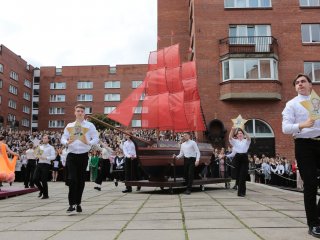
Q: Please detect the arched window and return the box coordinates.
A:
[245,119,274,138]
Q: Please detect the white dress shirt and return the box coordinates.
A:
[176,140,201,161]
[38,144,56,165]
[282,94,320,138]
[101,147,113,159]
[123,140,136,158]
[229,138,251,154]
[61,120,99,154]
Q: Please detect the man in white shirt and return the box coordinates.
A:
[33,135,56,199]
[173,132,200,195]
[94,142,113,191]
[122,134,137,193]
[282,73,320,238]
[61,104,99,215]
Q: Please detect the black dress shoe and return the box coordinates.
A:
[237,193,245,197]
[38,192,43,198]
[41,196,49,199]
[76,205,82,213]
[309,226,320,238]
[184,189,191,195]
[136,186,141,191]
[94,187,101,191]
[122,189,132,193]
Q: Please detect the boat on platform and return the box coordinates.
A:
[90,44,231,191]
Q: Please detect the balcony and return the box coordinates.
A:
[219,36,278,59]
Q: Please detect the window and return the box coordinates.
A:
[304,62,320,82]
[23,92,31,101]
[300,0,320,6]
[0,64,3,73]
[77,94,93,102]
[225,0,271,8]
[301,24,320,43]
[7,114,16,122]
[104,94,120,101]
[21,119,30,127]
[222,58,278,80]
[132,80,143,88]
[49,107,65,115]
[9,85,18,95]
[23,106,30,114]
[85,107,92,114]
[104,106,116,114]
[24,79,32,88]
[0,96,1,104]
[8,99,17,109]
[77,81,93,89]
[50,82,66,89]
[10,71,19,81]
[0,79,2,88]
[56,68,62,75]
[132,120,142,127]
[133,107,142,114]
[105,81,120,88]
[109,66,117,74]
[50,95,66,102]
[49,120,65,128]
[245,119,274,138]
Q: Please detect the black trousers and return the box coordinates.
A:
[66,152,88,206]
[33,163,51,197]
[295,138,320,227]
[234,153,249,196]
[95,158,108,185]
[124,157,139,190]
[24,159,37,187]
[184,157,196,190]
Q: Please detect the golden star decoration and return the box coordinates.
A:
[300,90,320,120]
[231,114,248,130]
[34,146,44,159]
[67,121,89,144]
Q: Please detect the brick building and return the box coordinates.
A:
[34,64,147,131]
[158,0,320,158]
[0,45,34,130]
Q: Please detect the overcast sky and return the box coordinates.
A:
[0,0,157,67]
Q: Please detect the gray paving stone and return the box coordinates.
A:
[188,229,260,240]
[126,220,183,230]
[118,229,185,240]
[240,217,305,228]
[50,230,118,240]
[252,227,314,240]
[0,231,57,240]
[185,218,244,229]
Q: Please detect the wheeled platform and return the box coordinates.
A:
[125,177,231,193]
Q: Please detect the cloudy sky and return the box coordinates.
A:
[0,0,157,67]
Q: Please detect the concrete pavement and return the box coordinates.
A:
[0,181,315,240]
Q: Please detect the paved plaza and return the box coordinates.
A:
[0,181,315,240]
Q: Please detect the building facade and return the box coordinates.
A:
[158,0,320,158]
[33,64,147,131]
[0,45,34,130]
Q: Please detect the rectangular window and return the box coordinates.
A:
[301,24,320,43]
[133,107,142,114]
[105,81,120,88]
[10,71,19,81]
[0,64,3,73]
[0,96,1,104]
[224,0,271,8]
[23,105,30,114]
[300,0,320,6]
[21,119,30,127]
[104,94,120,101]
[77,81,93,89]
[0,79,2,88]
[222,58,278,80]
[304,62,320,82]
[109,66,117,74]
[56,68,62,75]
[50,95,66,102]
[24,79,32,88]
[104,106,116,114]
[132,120,142,127]
[132,80,143,88]
[77,94,93,101]
[23,92,31,101]
[7,114,16,122]
[8,99,17,109]
[9,85,18,95]
[49,120,65,128]
[50,82,66,89]
[49,107,65,115]
[85,107,92,114]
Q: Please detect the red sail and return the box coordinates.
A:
[108,44,206,132]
